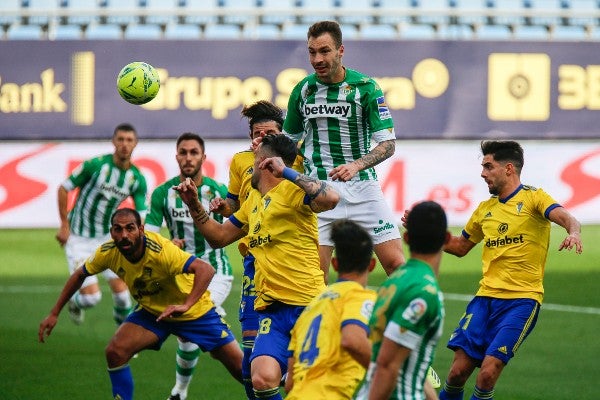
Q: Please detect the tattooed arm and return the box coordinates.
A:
[259,156,340,213]
[329,139,395,182]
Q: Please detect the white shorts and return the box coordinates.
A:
[318,180,401,246]
[65,234,119,289]
[207,274,234,316]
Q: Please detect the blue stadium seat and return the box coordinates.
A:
[103,0,140,25]
[475,23,511,39]
[51,23,83,39]
[454,0,492,26]
[552,24,588,40]
[340,23,359,39]
[142,0,178,25]
[0,0,22,26]
[257,0,296,26]
[124,23,163,39]
[299,0,336,25]
[203,23,242,38]
[437,23,474,39]
[6,23,44,39]
[512,24,548,39]
[221,0,257,26]
[398,23,436,39]
[183,0,219,26]
[64,0,100,26]
[566,0,599,27]
[24,0,59,25]
[415,0,451,26]
[526,0,566,27]
[280,23,311,39]
[336,0,375,26]
[359,23,398,39]
[243,23,281,39]
[376,0,413,25]
[164,22,201,39]
[490,0,527,26]
[85,22,122,39]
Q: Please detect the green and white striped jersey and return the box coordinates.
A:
[145,176,232,277]
[357,258,444,400]
[283,68,396,181]
[63,154,147,238]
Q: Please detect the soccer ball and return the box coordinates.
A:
[116,62,160,105]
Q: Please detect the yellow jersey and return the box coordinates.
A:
[464,185,559,303]
[228,149,304,256]
[231,180,325,309]
[287,281,375,400]
[83,231,214,320]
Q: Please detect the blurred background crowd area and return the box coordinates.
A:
[2,0,600,41]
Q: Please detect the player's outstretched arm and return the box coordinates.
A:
[39,267,87,343]
[329,139,395,182]
[157,258,215,321]
[549,207,583,253]
[261,156,340,213]
[55,185,70,246]
[173,178,245,248]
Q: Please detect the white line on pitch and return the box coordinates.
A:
[3,285,600,316]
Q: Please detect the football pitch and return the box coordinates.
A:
[1,227,598,400]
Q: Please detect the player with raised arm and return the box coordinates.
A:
[436,141,583,400]
[175,133,339,400]
[145,133,235,400]
[210,100,303,399]
[40,208,243,400]
[283,20,405,282]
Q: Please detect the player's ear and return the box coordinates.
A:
[331,257,339,273]
[367,258,376,273]
[403,231,410,246]
[444,231,451,245]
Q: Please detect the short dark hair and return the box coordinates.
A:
[331,219,373,274]
[481,140,524,175]
[176,132,205,152]
[111,208,142,226]
[260,134,297,167]
[406,201,447,254]
[113,123,137,138]
[307,20,343,48]
[241,100,284,134]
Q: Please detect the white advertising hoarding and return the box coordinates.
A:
[0,140,598,228]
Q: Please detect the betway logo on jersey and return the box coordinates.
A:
[100,183,130,199]
[171,208,192,221]
[248,234,272,248]
[304,103,351,118]
[485,234,524,248]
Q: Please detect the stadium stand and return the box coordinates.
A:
[164,22,201,39]
[2,0,600,41]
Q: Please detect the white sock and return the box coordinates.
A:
[171,340,200,397]
[112,290,133,324]
[74,291,102,308]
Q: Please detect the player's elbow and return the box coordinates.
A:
[323,191,340,211]
[206,236,228,249]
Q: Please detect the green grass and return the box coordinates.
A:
[1,226,598,399]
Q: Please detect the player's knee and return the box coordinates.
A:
[446,364,471,386]
[251,366,280,389]
[77,291,102,308]
[105,341,130,367]
[477,363,502,388]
